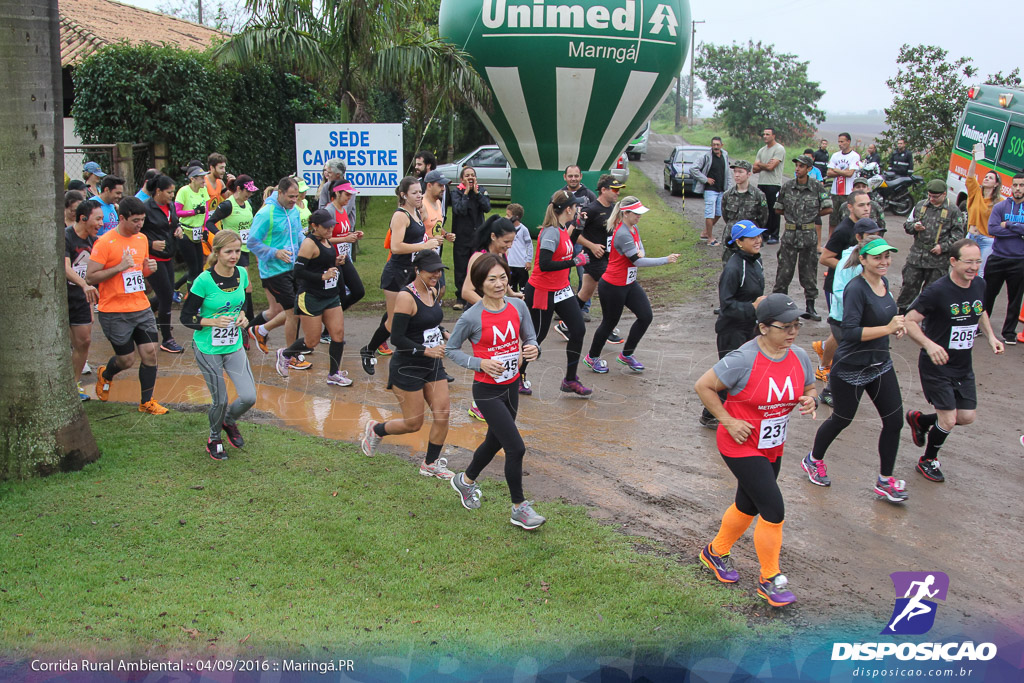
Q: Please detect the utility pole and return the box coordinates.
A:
[674,73,681,129]
[688,20,704,127]
[197,0,203,24]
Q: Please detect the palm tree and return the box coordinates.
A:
[0,0,100,478]
[212,0,489,123]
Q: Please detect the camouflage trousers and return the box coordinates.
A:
[896,264,947,312]
[773,228,819,300]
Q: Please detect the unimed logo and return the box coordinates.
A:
[831,571,998,663]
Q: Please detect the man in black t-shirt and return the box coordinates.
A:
[65,199,102,399]
[904,240,1003,483]
[569,174,624,342]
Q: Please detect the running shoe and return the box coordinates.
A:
[510,500,546,530]
[360,420,382,457]
[699,543,739,583]
[172,291,184,304]
[320,332,332,345]
[582,311,592,323]
[560,376,593,396]
[814,365,830,382]
[160,339,184,354]
[1002,334,1017,346]
[811,339,825,364]
[698,413,719,430]
[617,353,644,372]
[420,457,455,480]
[222,422,244,448]
[916,458,944,483]
[801,452,831,486]
[452,301,465,311]
[77,382,90,401]
[1020,435,1024,449]
[468,404,485,422]
[138,400,169,415]
[242,332,250,351]
[81,361,92,375]
[554,321,570,341]
[326,371,353,387]
[905,410,927,448]
[450,472,482,510]
[94,365,110,402]
[376,342,393,356]
[275,349,290,378]
[757,574,796,607]
[519,377,532,395]
[206,437,228,461]
[584,354,609,373]
[765,237,779,245]
[607,330,625,344]
[249,327,269,354]
[874,476,908,503]
[289,355,311,370]
[820,386,833,407]
[359,346,376,375]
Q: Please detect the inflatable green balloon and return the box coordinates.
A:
[440,0,690,224]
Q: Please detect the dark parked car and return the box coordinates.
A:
[663,145,711,196]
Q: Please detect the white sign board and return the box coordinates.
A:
[295,123,404,196]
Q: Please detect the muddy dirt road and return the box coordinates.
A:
[84,134,1022,639]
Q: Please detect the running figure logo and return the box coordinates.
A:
[882,571,949,635]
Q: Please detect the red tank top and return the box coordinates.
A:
[603,222,641,286]
[471,302,523,385]
[332,206,352,257]
[716,348,807,462]
[528,226,574,291]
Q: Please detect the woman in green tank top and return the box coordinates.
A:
[205,174,258,326]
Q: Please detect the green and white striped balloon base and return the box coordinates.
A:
[512,168,606,232]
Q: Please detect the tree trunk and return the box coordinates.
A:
[0,0,100,478]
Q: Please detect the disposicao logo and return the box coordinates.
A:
[831,571,998,662]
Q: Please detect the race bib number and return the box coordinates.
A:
[492,350,520,384]
[757,415,789,449]
[211,324,239,347]
[553,285,574,303]
[606,235,613,251]
[626,267,638,284]
[337,242,351,258]
[239,228,250,244]
[422,326,442,348]
[74,264,88,280]
[122,270,145,293]
[191,226,203,241]
[949,324,977,350]
[324,273,339,290]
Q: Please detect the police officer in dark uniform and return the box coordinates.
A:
[890,139,914,177]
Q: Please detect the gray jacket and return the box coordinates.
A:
[689,149,735,195]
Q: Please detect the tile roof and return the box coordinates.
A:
[60,0,226,67]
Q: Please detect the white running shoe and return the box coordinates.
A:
[81,361,93,375]
[361,420,382,457]
[420,457,455,480]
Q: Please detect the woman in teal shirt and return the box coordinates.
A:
[180,230,257,461]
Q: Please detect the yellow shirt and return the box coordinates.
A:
[966,176,998,237]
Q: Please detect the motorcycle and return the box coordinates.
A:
[858,162,922,216]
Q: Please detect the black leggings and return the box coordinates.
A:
[812,367,903,477]
[522,284,586,381]
[722,455,784,523]
[466,381,526,504]
[174,237,204,291]
[589,280,653,358]
[340,258,365,310]
[147,259,176,342]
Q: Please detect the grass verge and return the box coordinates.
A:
[651,121,815,178]
[0,403,777,659]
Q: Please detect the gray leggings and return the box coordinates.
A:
[194,347,258,440]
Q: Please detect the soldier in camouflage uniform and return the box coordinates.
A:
[719,159,769,264]
[840,177,886,231]
[773,155,833,320]
[896,178,966,313]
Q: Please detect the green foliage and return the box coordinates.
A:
[651,75,702,131]
[880,44,1022,166]
[695,41,825,142]
[71,43,341,187]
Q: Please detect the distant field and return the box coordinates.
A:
[815,114,888,145]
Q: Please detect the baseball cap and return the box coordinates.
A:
[187,166,209,178]
[83,161,106,178]
[729,160,753,172]
[296,177,310,194]
[414,250,447,272]
[853,218,883,234]
[860,238,898,256]
[551,190,587,211]
[309,208,336,228]
[332,181,359,194]
[423,170,450,185]
[792,154,815,167]
[729,220,766,244]
[756,294,803,325]
[926,179,947,194]
[852,176,870,186]
[619,198,649,214]
[597,174,626,190]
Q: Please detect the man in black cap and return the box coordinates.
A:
[896,179,965,314]
[572,174,624,338]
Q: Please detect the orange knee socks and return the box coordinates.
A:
[711,504,755,556]
[754,518,784,581]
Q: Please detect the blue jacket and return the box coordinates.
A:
[247,193,304,278]
[987,198,1024,259]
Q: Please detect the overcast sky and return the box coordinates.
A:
[118,0,1010,114]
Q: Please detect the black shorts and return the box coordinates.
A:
[237,251,250,268]
[380,260,415,292]
[97,309,159,356]
[583,256,608,280]
[387,355,447,391]
[262,272,296,309]
[68,296,93,326]
[296,291,341,317]
[919,368,977,411]
[828,318,843,343]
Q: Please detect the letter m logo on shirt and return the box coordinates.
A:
[766,376,795,403]
[491,320,517,343]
